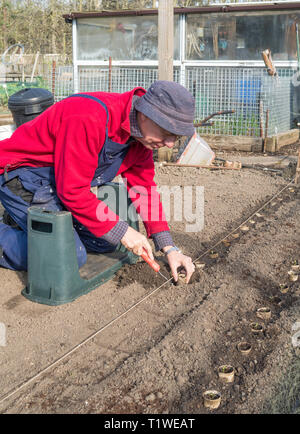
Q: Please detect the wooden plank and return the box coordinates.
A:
[212,22,219,59]
[264,136,276,153]
[276,129,299,151]
[227,18,236,59]
[200,134,263,152]
[264,129,299,152]
[0,115,14,126]
[252,139,264,153]
[163,162,241,170]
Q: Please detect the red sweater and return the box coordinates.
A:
[0,88,169,238]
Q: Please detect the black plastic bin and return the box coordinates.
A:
[8,88,54,127]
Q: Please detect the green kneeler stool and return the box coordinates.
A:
[22,182,139,305]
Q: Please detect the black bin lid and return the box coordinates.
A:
[8,88,54,108]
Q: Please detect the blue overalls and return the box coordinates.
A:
[0,94,131,271]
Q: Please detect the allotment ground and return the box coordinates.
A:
[0,144,299,414]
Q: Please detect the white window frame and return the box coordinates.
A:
[72,9,299,92]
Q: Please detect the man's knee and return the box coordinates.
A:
[0,223,28,270]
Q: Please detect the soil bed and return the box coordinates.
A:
[0,149,299,414]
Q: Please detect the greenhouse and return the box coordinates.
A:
[61,2,300,139]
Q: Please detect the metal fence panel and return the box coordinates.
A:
[186,66,294,137]
[47,65,73,102]
[78,66,159,93]
[47,64,296,137]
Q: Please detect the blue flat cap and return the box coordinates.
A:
[134,80,195,136]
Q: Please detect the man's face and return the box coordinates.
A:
[135,112,179,151]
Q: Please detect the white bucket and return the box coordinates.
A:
[0,124,16,141]
[176,132,215,165]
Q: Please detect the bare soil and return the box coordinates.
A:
[0,148,299,414]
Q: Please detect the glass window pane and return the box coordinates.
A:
[185,12,300,61]
[77,15,179,61]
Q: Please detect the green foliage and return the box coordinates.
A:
[0,76,47,107]
[196,113,260,137]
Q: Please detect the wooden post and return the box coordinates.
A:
[158,0,173,82]
[212,23,219,59]
[158,0,174,162]
[227,18,236,59]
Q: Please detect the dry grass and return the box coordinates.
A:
[262,354,300,414]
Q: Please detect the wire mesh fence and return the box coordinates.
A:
[47,64,181,99]
[46,64,297,138]
[48,64,73,102]
[77,66,160,93]
[186,66,295,137]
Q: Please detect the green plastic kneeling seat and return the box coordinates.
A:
[22,182,139,305]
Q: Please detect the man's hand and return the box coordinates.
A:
[163,246,195,283]
[121,226,154,260]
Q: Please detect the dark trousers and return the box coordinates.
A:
[0,167,116,271]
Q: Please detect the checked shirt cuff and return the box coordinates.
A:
[151,231,175,251]
[101,220,129,245]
